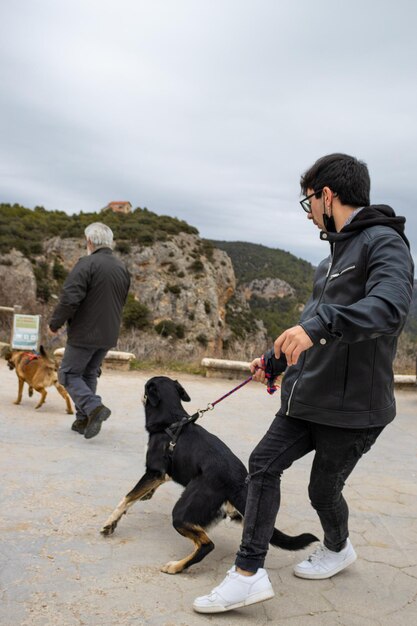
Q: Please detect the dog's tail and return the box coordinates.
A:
[270,528,318,551]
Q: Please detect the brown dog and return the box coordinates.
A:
[6,345,73,414]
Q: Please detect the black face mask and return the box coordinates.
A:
[323,213,336,233]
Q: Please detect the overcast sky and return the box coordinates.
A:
[1,0,416,265]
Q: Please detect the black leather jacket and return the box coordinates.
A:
[50,247,130,348]
[267,205,414,428]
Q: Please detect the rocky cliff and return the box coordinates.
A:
[0,234,268,359]
[0,249,38,310]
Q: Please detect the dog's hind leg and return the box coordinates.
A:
[161,523,214,574]
[101,471,167,536]
[14,377,25,405]
[54,382,74,414]
[161,478,220,574]
[224,501,243,523]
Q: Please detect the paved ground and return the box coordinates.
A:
[1,359,417,626]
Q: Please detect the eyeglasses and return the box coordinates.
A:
[300,189,323,213]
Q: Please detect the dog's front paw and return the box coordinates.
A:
[161,561,183,575]
[100,522,117,536]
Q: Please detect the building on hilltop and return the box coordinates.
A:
[103,201,132,214]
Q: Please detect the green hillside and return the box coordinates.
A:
[213,241,417,371]
[211,241,314,301]
[0,203,198,256]
[211,240,315,340]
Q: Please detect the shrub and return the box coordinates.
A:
[36,281,52,303]
[115,241,131,254]
[175,324,185,339]
[196,333,208,347]
[122,294,150,330]
[29,242,43,254]
[33,262,49,281]
[154,320,185,339]
[201,239,214,260]
[225,297,257,339]
[188,259,204,274]
[165,284,181,295]
[52,259,67,282]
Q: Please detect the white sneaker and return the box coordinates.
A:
[193,566,275,614]
[293,538,357,579]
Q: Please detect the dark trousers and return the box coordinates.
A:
[58,344,108,419]
[235,413,384,572]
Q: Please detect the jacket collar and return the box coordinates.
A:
[91,246,112,255]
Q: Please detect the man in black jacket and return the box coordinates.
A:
[193,154,414,613]
[48,222,130,439]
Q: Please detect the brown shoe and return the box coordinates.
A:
[84,405,111,439]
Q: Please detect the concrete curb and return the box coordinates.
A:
[201,357,417,387]
[53,348,136,371]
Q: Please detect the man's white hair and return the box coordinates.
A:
[84,222,114,248]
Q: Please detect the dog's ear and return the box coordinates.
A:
[145,381,160,407]
[174,380,191,402]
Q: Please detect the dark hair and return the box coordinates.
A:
[300,153,370,207]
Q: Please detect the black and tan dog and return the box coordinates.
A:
[101,376,317,574]
[6,345,73,414]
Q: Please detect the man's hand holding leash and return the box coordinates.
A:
[250,358,265,382]
[249,324,313,394]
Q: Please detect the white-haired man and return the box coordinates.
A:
[49,222,130,439]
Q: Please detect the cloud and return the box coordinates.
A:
[0,0,416,266]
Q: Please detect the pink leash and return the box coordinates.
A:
[197,367,280,419]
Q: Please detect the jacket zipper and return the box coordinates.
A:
[286,242,336,415]
[329,264,356,280]
[317,243,336,308]
[286,377,299,415]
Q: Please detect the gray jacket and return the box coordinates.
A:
[270,205,414,428]
[50,247,130,348]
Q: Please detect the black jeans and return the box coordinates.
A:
[235,413,384,572]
